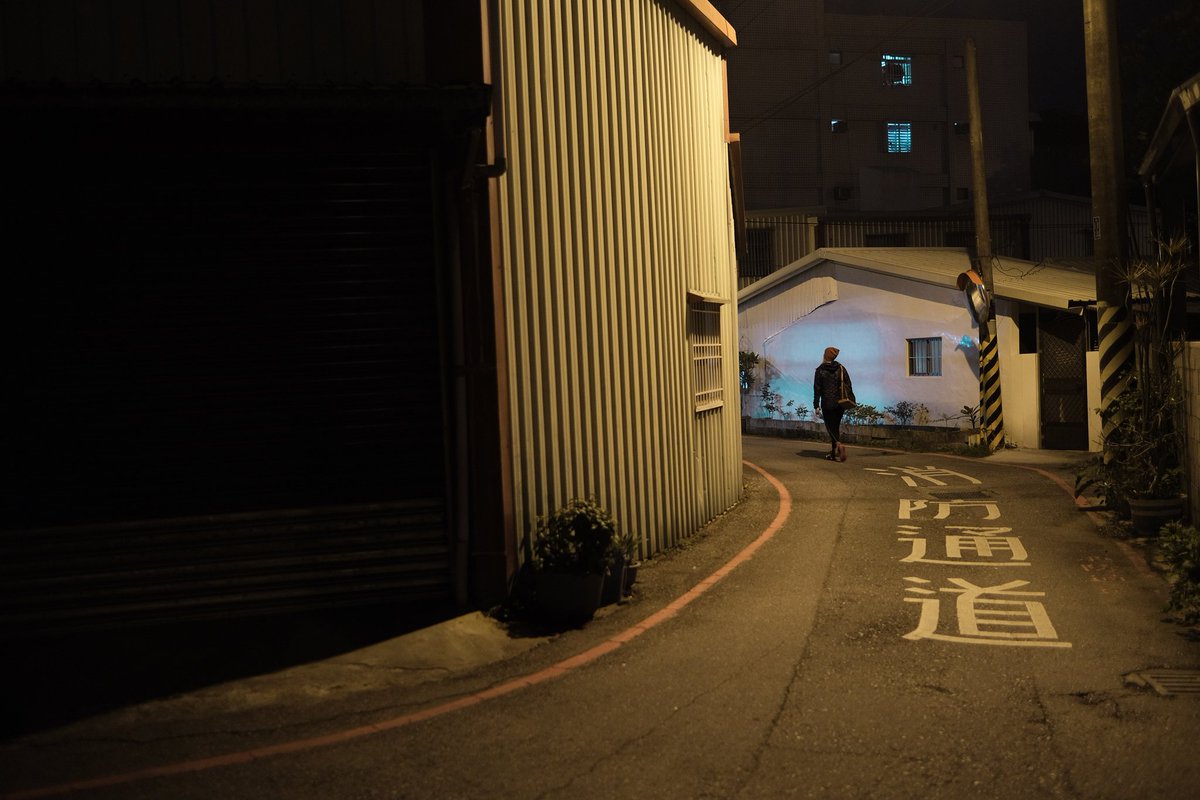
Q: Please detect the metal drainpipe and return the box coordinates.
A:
[479,0,508,179]
[451,0,509,607]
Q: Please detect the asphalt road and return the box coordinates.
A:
[3,436,1199,799]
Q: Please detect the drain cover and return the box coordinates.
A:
[1125,670,1200,696]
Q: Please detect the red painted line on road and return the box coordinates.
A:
[4,459,792,800]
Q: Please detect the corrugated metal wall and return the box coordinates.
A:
[993,195,1154,263]
[744,212,818,286]
[741,210,1028,286]
[819,215,1029,257]
[492,0,743,559]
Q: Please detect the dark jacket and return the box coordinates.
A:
[813,360,854,412]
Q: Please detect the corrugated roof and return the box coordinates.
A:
[737,247,1096,310]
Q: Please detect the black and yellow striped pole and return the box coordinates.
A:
[977,312,1005,450]
[1096,301,1133,444]
[966,38,1005,451]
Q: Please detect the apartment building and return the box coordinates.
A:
[717,0,1030,213]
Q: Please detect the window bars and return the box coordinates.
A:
[908,337,942,376]
[688,300,723,411]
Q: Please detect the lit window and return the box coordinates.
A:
[881,53,913,86]
[908,337,942,376]
[886,121,912,153]
[830,118,845,133]
[688,299,724,411]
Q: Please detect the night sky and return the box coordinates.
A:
[824,0,1196,116]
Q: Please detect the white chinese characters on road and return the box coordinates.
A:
[867,465,982,487]
[882,466,1071,649]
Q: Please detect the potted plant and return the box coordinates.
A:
[602,528,641,602]
[1079,241,1190,533]
[533,498,617,623]
[600,531,630,606]
[623,547,641,598]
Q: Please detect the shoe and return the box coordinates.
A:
[837,443,847,462]
[825,453,837,461]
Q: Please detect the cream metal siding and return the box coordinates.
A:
[492,0,742,559]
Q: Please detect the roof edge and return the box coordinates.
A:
[678,0,737,48]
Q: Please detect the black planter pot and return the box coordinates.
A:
[536,571,604,624]
[600,554,627,606]
[623,561,639,596]
[1128,495,1186,535]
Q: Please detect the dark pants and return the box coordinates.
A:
[823,406,845,452]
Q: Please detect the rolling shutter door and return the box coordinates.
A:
[2,110,453,635]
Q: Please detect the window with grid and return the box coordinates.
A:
[907,337,942,376]
[688,299,723,411]
[881,53,913,86]
[886,122,912,153]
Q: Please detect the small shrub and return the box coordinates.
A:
[885,400,918,425]
[760,383,781,418]
[913,404,930,425]
[1160,522,1200,623]
[739,350,760,392]
[845,404,883,425]
[534,498,618,576]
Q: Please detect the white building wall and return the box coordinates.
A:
[739,267,1102,451]
[994,301,1038,450]
[741,265,981,424]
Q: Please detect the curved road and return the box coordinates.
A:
[4,436,1200,799]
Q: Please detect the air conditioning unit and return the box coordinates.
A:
[833,185,854,201]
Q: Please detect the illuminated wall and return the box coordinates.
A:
[741,263,980,423]
[490,1,743,560]
[739,260,1101,451]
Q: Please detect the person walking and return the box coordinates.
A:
[813,346,855,461]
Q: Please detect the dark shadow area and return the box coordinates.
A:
[0,601,458,739]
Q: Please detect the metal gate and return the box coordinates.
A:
[1038,309,1089,450]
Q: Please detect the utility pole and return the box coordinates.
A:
[1083,0,1133,448]
[966,36,1004,451]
